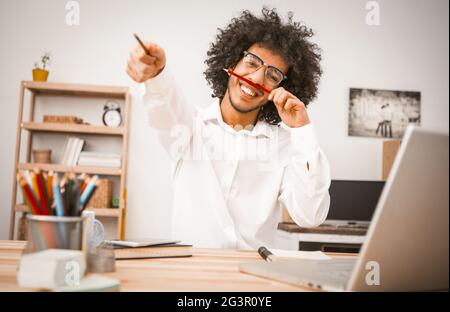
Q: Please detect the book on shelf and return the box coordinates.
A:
[60,136,85,166]
[77,151,121,168]
[60,137,70,165]
[71,138,84,166]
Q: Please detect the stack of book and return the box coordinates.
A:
[108,239,193,260]
[77,152,121,168]
[60,137,85,166]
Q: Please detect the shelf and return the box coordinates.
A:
[22,81,128,99]
[85,208,121,217]
[21,122,124,136]
[15,204,120,217]
[18,163,121,176]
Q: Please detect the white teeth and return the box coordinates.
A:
[240,85,256,97]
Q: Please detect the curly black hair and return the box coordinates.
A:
[204,7,322,125]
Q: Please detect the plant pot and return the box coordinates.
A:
[32,69,49,82]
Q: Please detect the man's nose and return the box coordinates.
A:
[246,67,266,86]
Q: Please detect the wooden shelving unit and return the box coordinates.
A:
[9,80,131,240]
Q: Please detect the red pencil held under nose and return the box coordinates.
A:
[223,68,271,94]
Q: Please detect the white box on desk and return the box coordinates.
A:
[17,249,85,290]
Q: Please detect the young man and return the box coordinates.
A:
[126,8,331,249]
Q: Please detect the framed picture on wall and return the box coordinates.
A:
[348,88,421,139]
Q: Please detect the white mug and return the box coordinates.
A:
[82,210,104,251]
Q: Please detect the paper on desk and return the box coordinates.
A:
[271,249,331,260]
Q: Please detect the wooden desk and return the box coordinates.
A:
[0,240,351,292]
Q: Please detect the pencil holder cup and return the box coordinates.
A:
[24,214,87,254]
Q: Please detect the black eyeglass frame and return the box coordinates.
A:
[242,51,288,86]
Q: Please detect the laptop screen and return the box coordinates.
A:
[327,180,385,222]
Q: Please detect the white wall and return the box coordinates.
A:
[0,0,448,240]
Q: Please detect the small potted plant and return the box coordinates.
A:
[32,52,52,82]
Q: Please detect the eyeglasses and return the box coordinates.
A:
[241,51,287,87]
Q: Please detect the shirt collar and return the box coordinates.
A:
[198,98,222,122]
[197,99,273,138]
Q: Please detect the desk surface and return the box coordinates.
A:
[0,240,351,292]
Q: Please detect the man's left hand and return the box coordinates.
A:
[268,87,310,128]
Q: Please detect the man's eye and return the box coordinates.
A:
[245,60,259,67]
[268,74,278,82]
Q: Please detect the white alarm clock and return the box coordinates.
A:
[102,101,122,127]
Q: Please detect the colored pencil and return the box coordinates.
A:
[17,174,40,215]
[80,175,90,194]
[66,174,76,216]
[30,172,41,202]
[72,178,82,216]
[60,174,67,188]
[80,175,99,208]
[133,33,151,55]
[47,171,53,203]
[34,168,50,215]
[17,173,32,212]
[52,173,65,217]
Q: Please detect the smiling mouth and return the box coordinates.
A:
[239,82,260,98]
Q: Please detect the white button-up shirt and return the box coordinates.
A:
[141,66,331,249]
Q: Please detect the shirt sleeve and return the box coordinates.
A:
[278,123,331,228]
[140,65,195,159]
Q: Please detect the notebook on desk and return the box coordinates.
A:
[114,245,193,260]
[107,238,193,260]
[107,238,182,248]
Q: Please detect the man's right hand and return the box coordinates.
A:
[126,41,166,83]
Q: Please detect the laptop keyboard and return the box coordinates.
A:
[315,264,353,280]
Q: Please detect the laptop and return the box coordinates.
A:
[239,126,449,291]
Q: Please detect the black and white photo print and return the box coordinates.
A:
[348,88,421,139]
